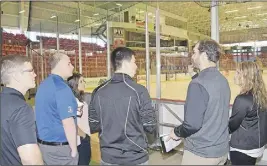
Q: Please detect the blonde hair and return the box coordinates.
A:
[237,61,267,110]
[49,53,67,70]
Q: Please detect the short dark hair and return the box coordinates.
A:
[111,47,135,71]
[197,40,222,63]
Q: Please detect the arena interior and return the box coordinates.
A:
[2,1,267,165]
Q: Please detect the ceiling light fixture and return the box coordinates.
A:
[19,10,25,14]
[225,10,238,13]
[74,19,80,22]
[234,16,247,19]
[50,15,56,19]
[257,13,267,16]
[94,13,99,16]
[247,6,262,10]
[116,3,122,6]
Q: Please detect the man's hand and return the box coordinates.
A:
[166,128,180,142]
[77,127,86,138]
[71,148,78,158]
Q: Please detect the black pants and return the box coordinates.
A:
[230,151,257,165]
[78,135,91,165]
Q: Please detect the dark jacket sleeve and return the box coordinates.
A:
[88,89,101,134]
[174,82,209,138]
[83,93,92,106]
[139,87,157,134]
[229,95,251,133]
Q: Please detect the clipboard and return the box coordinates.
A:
[160,134,182,153]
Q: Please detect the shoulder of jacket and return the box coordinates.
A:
[92,78,111,96]
[126,79,147,93]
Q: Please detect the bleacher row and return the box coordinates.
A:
[39,36,106,51]
[3,32,28,45]
[31,52,108,85]
[220,53,267,70]
[2,44,26,56]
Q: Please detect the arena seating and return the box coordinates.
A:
[2,32,27,56]
[4,32,267,84]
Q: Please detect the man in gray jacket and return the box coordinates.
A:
[89,47,157,165]
[168,40,230,165]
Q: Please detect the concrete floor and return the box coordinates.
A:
[148,145,183,165]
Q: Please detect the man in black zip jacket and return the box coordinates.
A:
[89,47,157,165]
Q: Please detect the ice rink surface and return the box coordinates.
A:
[85,70,267,104]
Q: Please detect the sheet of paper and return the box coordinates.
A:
[160,134,182,153]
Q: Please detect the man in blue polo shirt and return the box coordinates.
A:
[35,53,78,165]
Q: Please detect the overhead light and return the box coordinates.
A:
[116,3,122,6]
[247,6,262,10]
[95,23,100,26]
[93,13,99,16]
[50,15,56,19]
[225,10,238,13]
[240,20,252,23]
[148,12,152,15]
[257,13,267,16]
[234,16,247,19]
[74,19,80,22]
[19,10,25,14]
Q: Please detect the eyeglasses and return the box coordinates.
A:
[5,68,35,74]
[22,68,34,73]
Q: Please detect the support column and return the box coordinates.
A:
[211,0,219,42]
[0,1,2,58]
[0,27,2,58]
[19,1,25,33]
[211,0,219,68]
[106,21,111,78]
[26,43,29,57]
[56,16,59,52]
[29,42,32,63]
[145,9,150,93]
[155,6,161,99]
[40,23,44,81]
[78,2,82,74]
[40,37,44,80]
